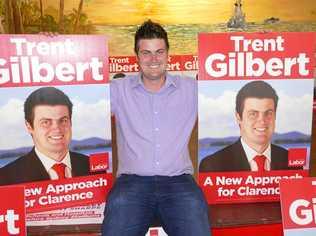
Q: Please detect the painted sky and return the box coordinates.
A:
[44,0,316,25]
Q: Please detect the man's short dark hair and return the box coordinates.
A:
[236,80,278,117]
[112,73,126,79]
[134,19,169,54]
[24,87,73,127]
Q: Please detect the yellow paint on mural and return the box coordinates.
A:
[43,0,316,25]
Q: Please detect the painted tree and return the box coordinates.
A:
[73,0,83,33]
[4,0,23,33]
[11,0,24,33]
[0,0,4,33]
[4,0,14,33]
[0,15,4,33]
[19,1,48,33]
[39,0,43,31]
[59,0,64,33]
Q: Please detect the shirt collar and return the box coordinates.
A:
[240,137,271,163]
[35,147,72,172]
[131,73,178,91]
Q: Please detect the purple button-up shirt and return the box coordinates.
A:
[111,73,197,176]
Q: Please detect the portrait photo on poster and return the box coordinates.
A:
[0,84,111,186]
[198,79,313,173]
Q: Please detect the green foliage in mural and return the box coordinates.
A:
[0,0,94,34]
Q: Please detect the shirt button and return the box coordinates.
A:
[155,128,159,131]
[156,161,159,165]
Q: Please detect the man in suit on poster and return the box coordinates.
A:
[0,87,92,185]
[199,80,295,172]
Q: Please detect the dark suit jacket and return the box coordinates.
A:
[199,138,295,172]
[0,148,92,185]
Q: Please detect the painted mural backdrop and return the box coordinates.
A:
[0,1,315,235]
[0,0,315,55]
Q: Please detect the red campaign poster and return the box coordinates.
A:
[0,186,26,236]
[109,55,198,79]
[198,32,315,204]
[0,35,112,226]
[280,177,316,236]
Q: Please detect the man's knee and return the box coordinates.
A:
[186,195,209,217]
[106,188,129,211]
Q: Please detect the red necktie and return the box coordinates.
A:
[51,163,66,179]
[253,155,266,172]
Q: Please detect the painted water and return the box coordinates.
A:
[199,143,311,169]
[0,147,112,168]
[95,21,316,55]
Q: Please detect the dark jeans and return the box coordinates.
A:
[102,174,211,236]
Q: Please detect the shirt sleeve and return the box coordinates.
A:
[110,79,118,115]
[192,77,198,119]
